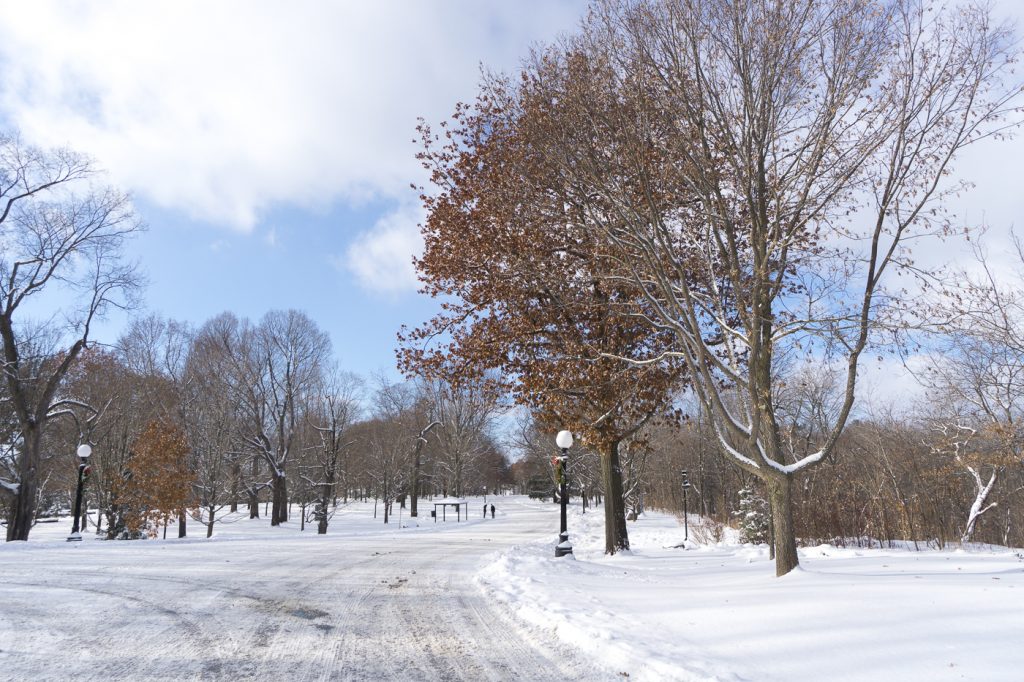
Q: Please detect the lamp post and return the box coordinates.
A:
[67,444,92,542]
[554,430,573,557]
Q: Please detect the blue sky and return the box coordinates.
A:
[0,1,589,378]
[117,197,439,374]
[2,0,1024,397]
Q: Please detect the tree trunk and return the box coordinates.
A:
[178,510,187,538]
[248,456,260,518]
[6,428,42,541]
[767,475,799,576]
[105,509,118,540]
[206,507,215,538]
[962,467,998,544]
[230,462,240,513]
[318,504,328,534]
[600,440,630,555]
[318,469,334,535]
[453,452,463,499]
[410,457,421,518]
[271,473,288,525]
[80,497,89,534]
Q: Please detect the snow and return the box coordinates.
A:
[0,497,606,681]
[2,496,1022,681]
[476,502,1024,681]
[714,425,824,475]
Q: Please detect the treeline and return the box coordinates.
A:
[1,310,510,540]
[510,403,1024,551]
[644,415,1024,550]
[0,132,514,542]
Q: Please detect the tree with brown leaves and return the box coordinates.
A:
[113,420,193,538]
[401,83,687,554]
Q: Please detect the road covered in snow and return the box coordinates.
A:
[0,497,613,681]
[5,495,1024,681]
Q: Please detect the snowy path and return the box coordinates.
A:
[0,498,612,681]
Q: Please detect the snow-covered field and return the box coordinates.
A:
[479,503,1024,681]
[2,497,1022,681]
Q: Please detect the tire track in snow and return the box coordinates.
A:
[1,499,615,680]
[0,578,219,680]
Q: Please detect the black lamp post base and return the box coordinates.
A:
[555,532,573,557]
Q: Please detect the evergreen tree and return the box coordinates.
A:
[734,487,769,545]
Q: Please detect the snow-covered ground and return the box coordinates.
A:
[478,502,1024,681]
[1,497,609,681]
[3,497,1022,681]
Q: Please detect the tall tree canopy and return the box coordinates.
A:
[401,82,687,554]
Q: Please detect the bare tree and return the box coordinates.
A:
[509,413,562,502]
[921,237,1024,542]
[408,415,441,518]
[305,369,362,534]
[230,310,330,526]
[360,376,439,524]
[118,314,193,536]
[182,323,244,538]
[926,422,1011,543]
[424,378,501,498]
[0,134,142,541]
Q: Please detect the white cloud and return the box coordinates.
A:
[854,354,935,416]
[4,0,1019,299]
[342,204,424,294]
[0,1,586,231]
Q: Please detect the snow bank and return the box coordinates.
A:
[476,502,1024,681]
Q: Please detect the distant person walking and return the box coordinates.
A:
[490,504,495,519]
[483,504,487,518]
